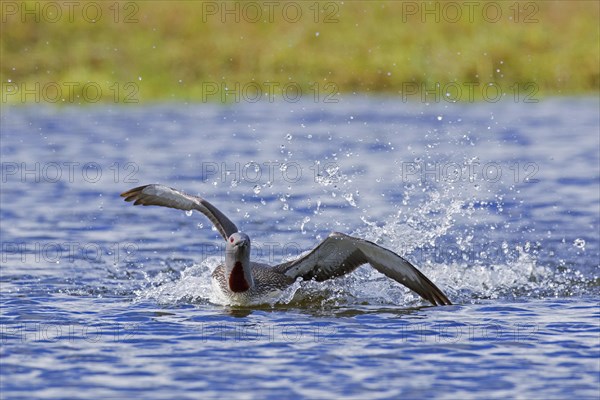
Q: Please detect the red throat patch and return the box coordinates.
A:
[228,261,250,293]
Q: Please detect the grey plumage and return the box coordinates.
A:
[121,184,452,306]
[121,184,237,241]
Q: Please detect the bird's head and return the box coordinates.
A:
[226,232,250,253]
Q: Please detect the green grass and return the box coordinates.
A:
[1,1,599,104]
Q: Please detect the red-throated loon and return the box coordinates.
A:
[120,184,451,306]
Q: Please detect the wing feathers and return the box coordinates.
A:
[279,232,451,306]
[120,184,238,241]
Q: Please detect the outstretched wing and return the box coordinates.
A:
[276,232,451,306]
[120,184,238,241]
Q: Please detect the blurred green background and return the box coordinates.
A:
[1,0,599,103]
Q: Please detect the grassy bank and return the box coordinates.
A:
[1,1,598,104]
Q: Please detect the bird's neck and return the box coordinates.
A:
[227,259,253,293]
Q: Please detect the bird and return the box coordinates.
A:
[120,184,451,306]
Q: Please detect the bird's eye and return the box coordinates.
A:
[230,237,234,243]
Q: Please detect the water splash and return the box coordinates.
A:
[135,261,214,305]
[135,257,303,307]
[131,151,596,308]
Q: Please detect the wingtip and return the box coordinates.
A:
[432,291,452,306]
[120,185,151,200]
[427,285,452,306]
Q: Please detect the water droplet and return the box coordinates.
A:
[573,238,586,250]
[300,216,311,233]
[253,185,261,195]
[185,210,193,216]
[343,193,357,207]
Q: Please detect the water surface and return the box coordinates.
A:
[1,97,599,399]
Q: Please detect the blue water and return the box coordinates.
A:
[1,97,599,399]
